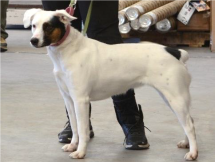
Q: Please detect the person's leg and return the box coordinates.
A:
[1,0,9,52]
[78,0,123,44]
[58,105,94,143]
[112,90,149,149]
[78,0,149,150]
[41,0,94,143]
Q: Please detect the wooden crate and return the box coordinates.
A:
[122,31,210,47]
[177,12,210,31]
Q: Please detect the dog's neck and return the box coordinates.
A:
[49,25,85,49]
[50,25,71,47]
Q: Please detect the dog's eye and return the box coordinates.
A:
[46,25,53,31]
[32,24,36,28]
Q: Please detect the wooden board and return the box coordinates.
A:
[122,31,210,47]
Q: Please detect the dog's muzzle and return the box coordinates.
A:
[30,38,39,47]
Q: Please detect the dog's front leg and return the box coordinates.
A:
[61,98,79,152]
[69,98,90,159]
[53,71,79,152]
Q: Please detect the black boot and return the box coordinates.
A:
[58,104,94,143]
[113,89,150,150]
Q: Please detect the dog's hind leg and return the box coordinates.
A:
[157,87,198,161]
[177,117,195,149]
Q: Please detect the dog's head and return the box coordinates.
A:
[23,9,76,48]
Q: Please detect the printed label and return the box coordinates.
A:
[177,1,196,25]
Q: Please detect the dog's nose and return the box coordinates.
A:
[30,38,39,46]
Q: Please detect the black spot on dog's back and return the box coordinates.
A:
[165,47,181,60]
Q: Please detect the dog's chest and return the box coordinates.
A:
[48,49,70,79]
[48,49,64,70]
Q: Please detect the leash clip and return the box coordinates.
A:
[66,0,77,16]
[69,0,77,9]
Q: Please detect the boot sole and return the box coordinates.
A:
[1,46,7,52]
[125,143,150,150]
[59,130,94,144]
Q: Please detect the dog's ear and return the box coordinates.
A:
[55,10,77,25]
[23,8,42,28]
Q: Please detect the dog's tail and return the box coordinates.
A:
[179,49,189,63]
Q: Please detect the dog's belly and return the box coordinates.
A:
[89,80,143,101]
[89,74,147,101]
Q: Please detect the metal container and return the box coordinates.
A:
[118,9,127,26]
[155,17,176,33]
[139,13,154,28]
[125,6,144,21]
[130,19,149,32]
[119,22,131,34]
[130,19,140,31]
[139,0,186,28]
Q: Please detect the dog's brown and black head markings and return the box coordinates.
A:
[42,16,66,46]
[165,47,181,60]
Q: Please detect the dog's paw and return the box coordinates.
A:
[69,151,86,159]
[62,144,77,152]
[177,140,189,148]
[184,151,198,161]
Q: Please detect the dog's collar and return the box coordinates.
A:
[50,25,70,47]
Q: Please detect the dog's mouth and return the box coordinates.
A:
[41,41,51,47]
[30,38,51,48]
[30,43,39,48]
[30,43,43,48]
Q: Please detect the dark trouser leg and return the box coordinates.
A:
[78,0,123,44]
[58,105,94,143]
[112,90,149,150]
[1,0,9,39]
[1,0,9,52]
[78,0,149,150]
[112,89,139,125]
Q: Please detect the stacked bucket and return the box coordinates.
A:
[118,0,186,34]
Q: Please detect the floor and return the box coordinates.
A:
[1,29,215,162]
[9,0,42,5]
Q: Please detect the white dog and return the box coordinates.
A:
[23,9,198,160]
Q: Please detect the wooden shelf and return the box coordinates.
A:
[122,31,210,47]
